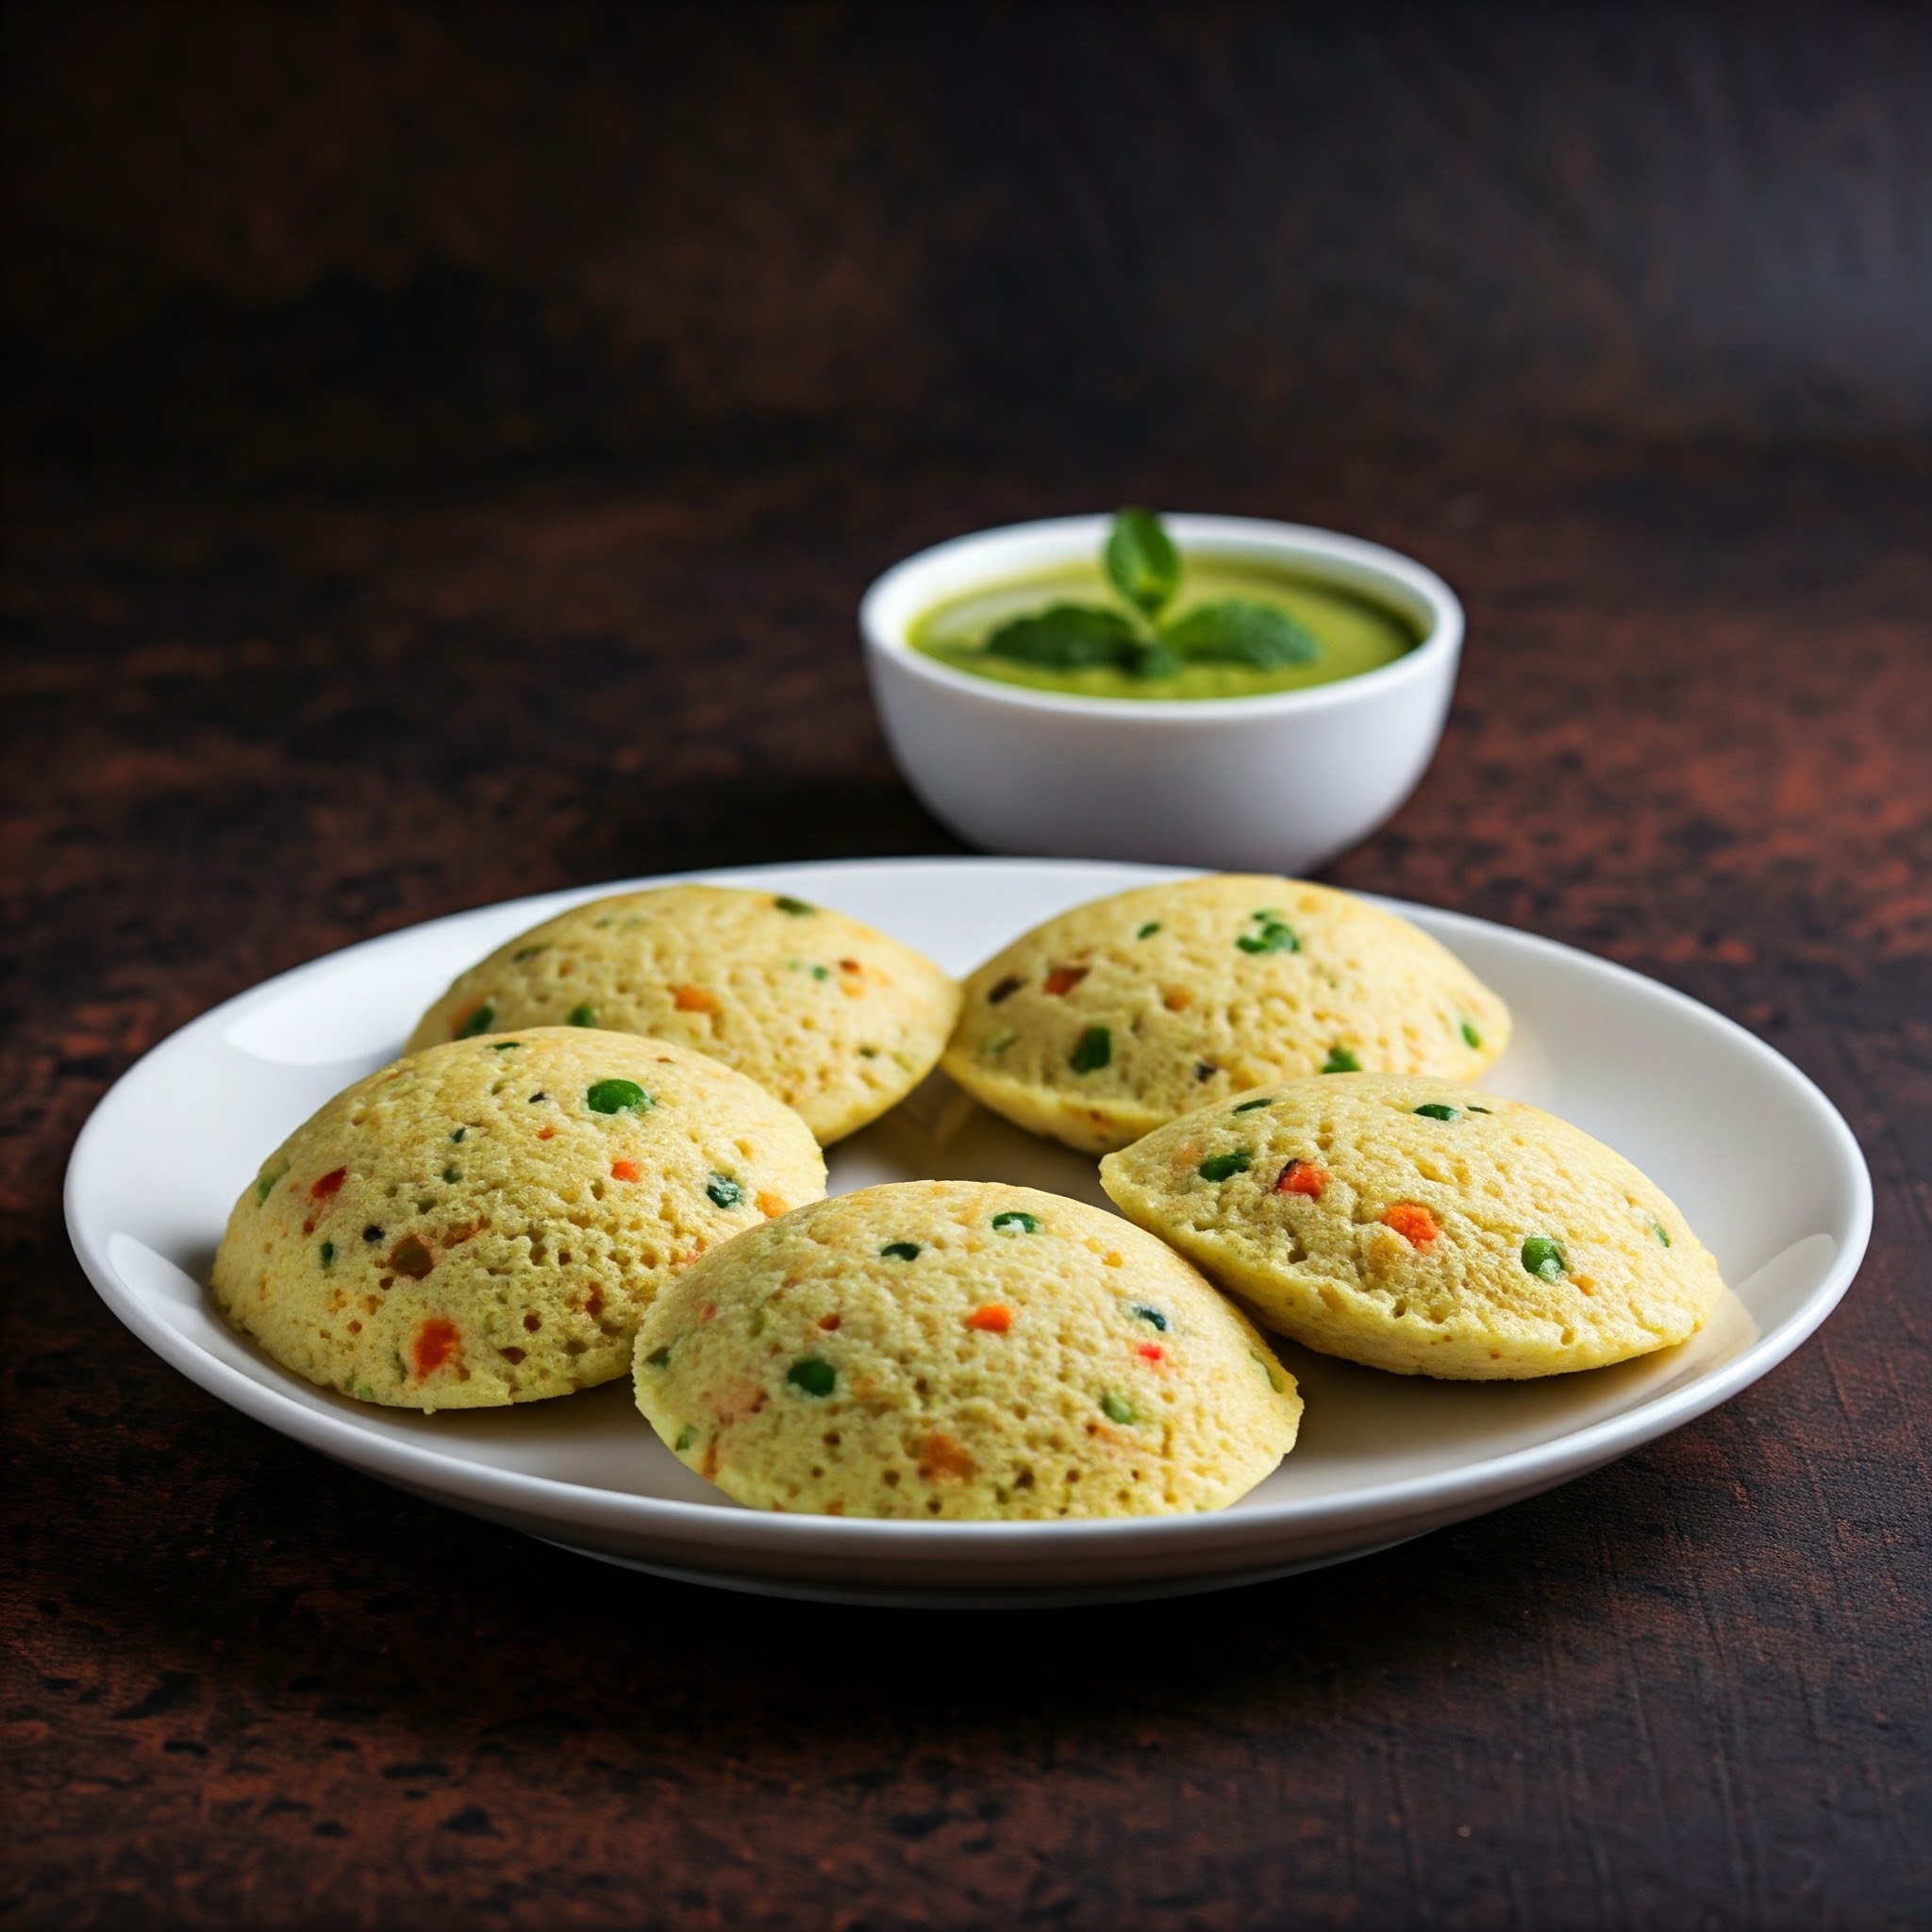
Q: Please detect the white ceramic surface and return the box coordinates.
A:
[67,859,1870,1607]
[860,516,1463,874]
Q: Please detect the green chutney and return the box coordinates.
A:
[909,556,1420,701]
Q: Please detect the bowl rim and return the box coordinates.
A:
[860,512,1465,722]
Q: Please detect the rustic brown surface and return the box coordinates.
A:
[4,5,1930,1927]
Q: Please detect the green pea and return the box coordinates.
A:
[1468,1106,1492,1114]
[788,1357,836,1397]
[511,945,547,963]
[1136,921,1161,939]
[1413,1104,1459,1122]
[880,1241,922,1261]
[318,1241,335,1269]
[1322,1046,1361,1074]
[442,1165,461,1183]
[1128,1305,1167,1331]
[1199,1151,1253,1182]
[1651,1221,1672,1247]
[1521,1236,1567,1282]
[674,1425,695,1453]
[449,1127,466,1142]
[774,895,816,916]
[991,1210,1041,1236]
[1249,1349,1284,1393]
[1069,1025,1112,1074]
[455,1002,497,1039]
[567,1003,597,1027]
[1237,920,1300,955]
[1099,1391,1136,1425]
[586,1078,652,1115]
[490,1041,521,1052]
[642,1346,673,1369]
[253,1164,288,1207]
[1233,1096,1273,1113]
[811,964,830,981]
[1459,1017,1483,1050]
[706,1174,743,1208]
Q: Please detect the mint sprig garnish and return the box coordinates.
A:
[1105,508,1181,617]
[978,509,1322,682]
[1160,598,1318,668]
[983,603,1140,670]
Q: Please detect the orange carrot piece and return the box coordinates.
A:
[1381,1201,1440,1246]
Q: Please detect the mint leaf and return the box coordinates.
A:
[983,603,1139,670]
[1162,598,1320,668]
[1121,634,1180,680]
[981,604,1177,680]
[1105,508,1180,617]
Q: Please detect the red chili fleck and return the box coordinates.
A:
[1138,1342,1165,1362]
[610,1159,641,1182]
[1382,1202,1440,1247]
[967,1304,1012,1333]
[1042,963,1091,996]
[536,1126,557,1141]
[1275,1158,1329,1199]
[310,1167,347,1201]
[411,1318,459,1378]
[819,1312,841,1331]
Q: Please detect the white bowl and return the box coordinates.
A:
[860,514,1464,874]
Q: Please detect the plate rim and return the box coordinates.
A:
[64,856,1874,1561]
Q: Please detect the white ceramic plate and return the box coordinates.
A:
[66,859,1871,1607]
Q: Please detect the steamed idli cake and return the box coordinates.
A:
[632,1180,1301,1519]
[1099,1073,1723,1379]
[211,1027,825,1411]
[407,885,961,1143]
[941,874,1509,1154]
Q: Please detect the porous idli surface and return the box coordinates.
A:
[1100,1073,1723,1379]
[407,885,960,1143]
[211,1028,825,1410]
[632,1180,1302,1519]
[941,874,1509,1154]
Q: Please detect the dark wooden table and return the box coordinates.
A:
[6,441,1928,1928]
[5,5,1930,1925]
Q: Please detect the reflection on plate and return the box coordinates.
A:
[68,860,1870,1605]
